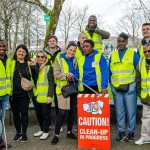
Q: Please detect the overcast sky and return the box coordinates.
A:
[64,0,123,26]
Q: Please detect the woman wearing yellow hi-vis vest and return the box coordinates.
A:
[32,50,54,140]
[51,42,78,145]
[78,39,109,94]
[135,43,150,145]
[10,44,36,143]
[109,33,139,142]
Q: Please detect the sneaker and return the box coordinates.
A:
[34,131,43,137]
[135,138,150,145]
[0,143,12,149]
[60,127,64,133]
[74,128,78,132]
[13,133,22,141]
[51,136,59,145]
[40,133,49,140]
[125,132,134,142]
[66,132,77,139]
[116,132,126,141]
[0,137,11,148]
[21,134,28,142]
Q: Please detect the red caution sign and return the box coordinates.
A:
[78,94,110,149]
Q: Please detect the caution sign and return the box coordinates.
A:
[78,94,110,149]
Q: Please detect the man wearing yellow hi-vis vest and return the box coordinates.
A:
[137,23,150,57]
[83,15,110,54]
[78,39,109,94]
[0,40,11,148]
[135,43,150,145]
[110,33,139,142]
[43,35,63,132]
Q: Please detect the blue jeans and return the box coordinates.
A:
[0,95,9,135]
[111,82,137,133]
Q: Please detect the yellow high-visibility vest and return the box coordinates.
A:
[110,48,135,87]
[0,58,11,96]
[138,44,144,57]
[46,51,61,67]
[10,60,37,97]
[78,53,102,92]
[75,47,83,60]
[139,56,150,98]
[55,57,69,95]
[83,29,104,54]
[37,65,54,103]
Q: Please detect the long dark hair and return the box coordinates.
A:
[13,44,30,61]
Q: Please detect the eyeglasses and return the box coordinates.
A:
[144,50,150,54]
[37,55,45,58]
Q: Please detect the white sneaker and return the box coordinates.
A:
[60,127,64,133]
[34,131,43,137]
[40,133,49,140]
[135,138,150,145]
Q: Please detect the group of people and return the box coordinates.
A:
[0,15,150,149]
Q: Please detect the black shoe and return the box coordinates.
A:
[66,132,77,139]
[125,132,134,142]
[13,133,22,141]
[21,134,28,142]
[116,132,126,141]
[51,136,58,145]
[0,137,11,148]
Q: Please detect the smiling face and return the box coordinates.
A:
[83,42,94,55]
[0,41,7,56]
[78,33,87,47]
[144,45,150,59]
[117,37,128,51]
[65,46,76,58]
[16,48,27,61]
[142,25,150,38]
[36,52,46,65]
[88,16,97,28]
[48,37,57,48]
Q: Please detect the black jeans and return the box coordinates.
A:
[55,94,77,135]
[10,96,29,134]
[32,98,51,133]
[54,84,59,116]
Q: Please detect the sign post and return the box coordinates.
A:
[78,94,110,149]
[44,14,50,23]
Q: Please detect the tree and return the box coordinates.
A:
[110,5,142,47]
[57,3,78,47]
[0,0,20,50]
[23,0,65,46]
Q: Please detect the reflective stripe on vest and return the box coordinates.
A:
[83,30,104,54]
[37,65,50,103]
[110,48,135,87]
[139,57,150,98]
[0,58,11,96]
[55,57,69,95]
[78,53,102,92]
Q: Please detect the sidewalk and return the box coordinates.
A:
[3,123,150,150]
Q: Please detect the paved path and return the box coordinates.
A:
[3,123,150,150]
